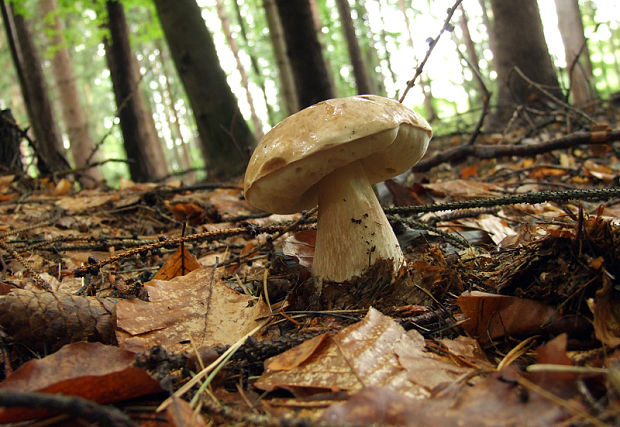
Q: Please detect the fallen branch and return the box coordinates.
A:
[413,129,620,172]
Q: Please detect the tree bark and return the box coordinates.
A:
[275,0,335,108]
[40,0,102,183]
[215,0,263,139]
[335,0,371,94]
[263,0,298,116]
[488,0,562,122]
[1,0,68,175]
[0,109,23,173]
[103,1,169,182]
[153,0,255,180]
[554,0,596,105]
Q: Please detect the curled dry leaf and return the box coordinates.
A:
[282,230,316,269]
[0,342,161,423]
[256,308,475,399]
[152,246,201,280]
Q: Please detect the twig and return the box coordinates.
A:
[399,0,463,103]
[454,46,491,146]
[73,222,312,277]
[512,66,596,124]
[387,214,470,249]
[0,390,137,427]
[387,187,620,216]
[413,129,620,172]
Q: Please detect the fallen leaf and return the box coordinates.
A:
[256,308,471,399]
[282,230,316,269]
[0,342,161,423]
[164,200,207,225]
[588,275,620,348]
[152,245,201,280]
[116,267,269,353]
[458,291,556,341]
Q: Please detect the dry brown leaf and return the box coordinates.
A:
[458,291,556,342]
[165,396,207,427]
[116,267,269,353]
[321,369,569,426]
[164,200,207,225]
[0,342,161,423]
[152,246,201,280]
[256,308,473,399]
[282,230,316,269]
[265,333,329,371]
[588,275,620,348]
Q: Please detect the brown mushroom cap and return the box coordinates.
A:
[244,95,432,214]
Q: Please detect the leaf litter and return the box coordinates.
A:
[0,121,619,425]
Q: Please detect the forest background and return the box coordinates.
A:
[0,0,619,186]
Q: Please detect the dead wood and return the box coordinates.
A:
[413,129,620,172]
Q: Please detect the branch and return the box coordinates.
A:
[413,129,620,172]
[399,0,463,103]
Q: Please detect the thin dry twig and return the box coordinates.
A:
[399,0,464,103]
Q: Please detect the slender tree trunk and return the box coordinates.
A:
[104,0,168,182]
[376,0,398,91]
[154,0,255,180]
[488,0,562,122]
[0,109,23,173]
[478,0,498,64]
[215,0,263,139]
[263,0,298,116]
[457,4,486,99]
[335,0,371,94]
[156,41,194,183]
[275,0,335,108]
[554,0,596,105]
[40,0,102,183]
[2,0,68,174]
[233,0,276,126]
[353,0,385,95]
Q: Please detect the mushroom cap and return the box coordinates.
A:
[244,95,432,214]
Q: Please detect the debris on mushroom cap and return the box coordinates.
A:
[244,95,432,214]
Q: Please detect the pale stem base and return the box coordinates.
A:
[313,161,404,282]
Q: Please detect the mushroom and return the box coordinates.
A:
[244,95,432,282]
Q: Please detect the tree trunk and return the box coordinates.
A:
[233,0,276,126]
[153,0,255,180]
[214,0,263,139]
[335,0,371,94]
[104,0,168,182]
[0,109,23,173]
[353,0,385,95]
[40,0,102,183]
[554,0,596,105]
[488,0,562,122]
[156,40,195,183]
[457,5,486,98]
[275,0,335,108]
[263,0,298,116]
[1,0,68,175]
[376,0,398,91]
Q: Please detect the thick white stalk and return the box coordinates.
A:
[313,161,404,282]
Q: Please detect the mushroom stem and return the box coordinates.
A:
[313,160,404,282]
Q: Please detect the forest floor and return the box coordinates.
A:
[0,103,619,426]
